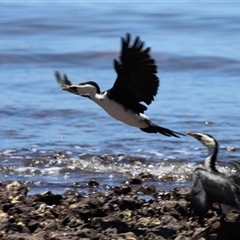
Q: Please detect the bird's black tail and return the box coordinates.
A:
[140,120,185,138]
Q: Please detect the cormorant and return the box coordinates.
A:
[55,33,184,138]
[187,131,240,221]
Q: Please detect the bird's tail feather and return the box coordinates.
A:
[140,120,185,138]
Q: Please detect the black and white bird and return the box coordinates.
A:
[55,33,184,138]
[187,131,240,221]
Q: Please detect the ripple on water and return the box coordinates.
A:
[1,147,240,194]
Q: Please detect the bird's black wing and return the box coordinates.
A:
[229,174,240,186]
[191,168,240,218]
[108,33,159,114]
[55,71,72,88]
[191,168,210,218]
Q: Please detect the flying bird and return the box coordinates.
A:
[55,33,184,138]
[187,131,240,221]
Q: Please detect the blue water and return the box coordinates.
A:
[1,2,240,194]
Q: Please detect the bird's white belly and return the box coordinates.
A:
[94,94,149,128]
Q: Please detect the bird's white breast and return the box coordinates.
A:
[93,92,149,128]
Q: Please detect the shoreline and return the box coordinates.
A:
[0,181,239,240]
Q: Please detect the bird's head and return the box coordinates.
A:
[186,131,218,157]
[62,81,101,99]
[186,132,217,149]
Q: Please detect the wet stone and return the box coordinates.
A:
[139,184,156,195]
[113,186,132,195]
[36,191,62,205]
[128,178,142,185]
[87,180,100,188]
[0,181,240,239]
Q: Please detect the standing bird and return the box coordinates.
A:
[55,33,184,138]
[187,131,240,221]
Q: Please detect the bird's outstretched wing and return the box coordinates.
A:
[108,33,159,114]
[55,71,72,88]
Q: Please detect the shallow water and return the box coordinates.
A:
[1,2,240,194]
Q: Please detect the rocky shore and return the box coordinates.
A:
[0,181,240,240]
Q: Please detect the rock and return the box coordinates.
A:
[36,191,62,205]
[0,212,9,231]
[0,181,239,239]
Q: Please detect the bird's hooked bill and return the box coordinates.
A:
[62,86,70,91]
[186,131,195,136]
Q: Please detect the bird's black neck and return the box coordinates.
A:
[205,141,218,172]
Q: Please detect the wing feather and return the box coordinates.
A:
[108,33,159,114]
[191,168,240,218]
[191,169,210,218]
[55,71,72,87]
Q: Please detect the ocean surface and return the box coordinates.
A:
[1,2,240,194]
